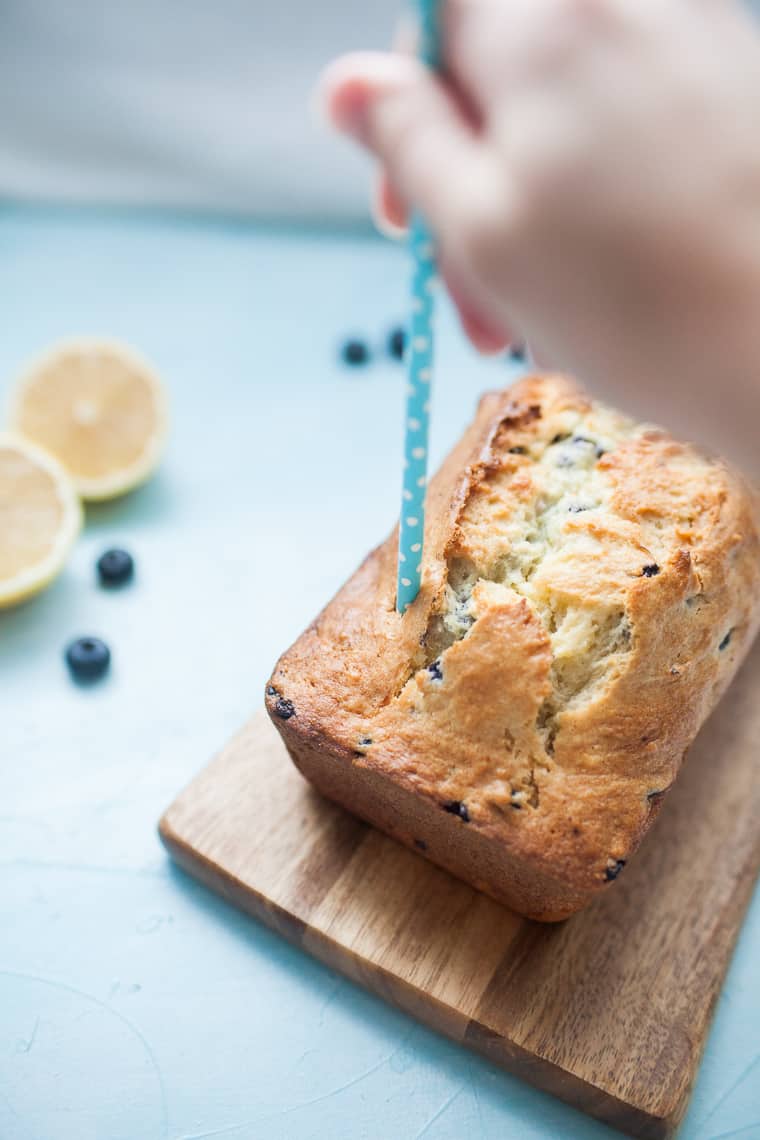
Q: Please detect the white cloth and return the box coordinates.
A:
[0,1,393,220]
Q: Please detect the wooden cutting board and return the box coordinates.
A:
[160,638,760,1140]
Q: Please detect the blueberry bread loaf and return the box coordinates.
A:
[266,375,760,921]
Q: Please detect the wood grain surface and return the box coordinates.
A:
[160,638,760,1140]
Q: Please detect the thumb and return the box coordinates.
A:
[317,52,495,239]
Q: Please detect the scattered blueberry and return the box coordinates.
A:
[266,685,277,696]
[341,338,370,366]
[641,564,660,578]
[568,503,591,513]
[571,435,597,448]
[274,697,296,719]
[719,630,733,651]
[604,859,626,882]
[427,659,443,681]
[97,548,134,587]
[509,342,526,361]
[443,800,470,822]
[508,446,528,456]
[551,432,571,445]
[359,735,373,747]
[387,326,406,361]
[65,637,111,682]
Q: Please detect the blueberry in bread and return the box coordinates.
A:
[266,375,760,920]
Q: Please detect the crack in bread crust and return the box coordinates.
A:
[415,406,643,795]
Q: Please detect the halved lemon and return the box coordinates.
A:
[0,433,82,608]
[9,338,169,501]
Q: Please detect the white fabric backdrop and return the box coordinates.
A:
[4,2,758,221]
[0,1,394,220]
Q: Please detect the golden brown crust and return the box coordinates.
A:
[266,375,760,921]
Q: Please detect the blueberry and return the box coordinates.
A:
[443,800,470,822]
[569,436,607,460]
[65,637,111,682]
[387,327,406,361]
[641,563,660,578]
[427,659,443,681]
[719,629,733,651]
[274,697,295,719]
[604,859,626,882]
[568,503,590,513]
[97,548,134,587]
[508,446,527,456]
[341,339,370,366]
[509,342,526,361]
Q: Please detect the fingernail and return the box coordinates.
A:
[314,58,375,141]
[314,53,416,141]
[331,81,373,138]
[371,181,407,240]
[460,312,510,355]
[374,210,408,240]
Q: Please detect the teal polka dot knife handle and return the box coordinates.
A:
[396,0,442,613]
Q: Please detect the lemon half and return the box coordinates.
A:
[0,433,82,608]
[9,338,169,501]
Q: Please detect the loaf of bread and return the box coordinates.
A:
[266,375,760,920]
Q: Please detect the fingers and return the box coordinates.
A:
[371,16,416,238]
[372,171,408,237]
[371,172,512,353]
[317,51,500,240]
[371,172,511,354]
[318,51,515,357]
[452,296,511,355]
[371,10,482,240]
[443,0,616,114]
[441,262,512,355]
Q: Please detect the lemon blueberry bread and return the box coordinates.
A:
[266,375,760,921]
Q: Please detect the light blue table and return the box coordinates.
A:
[1,206,758,1140]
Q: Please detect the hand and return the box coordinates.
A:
[319,0,760,471]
